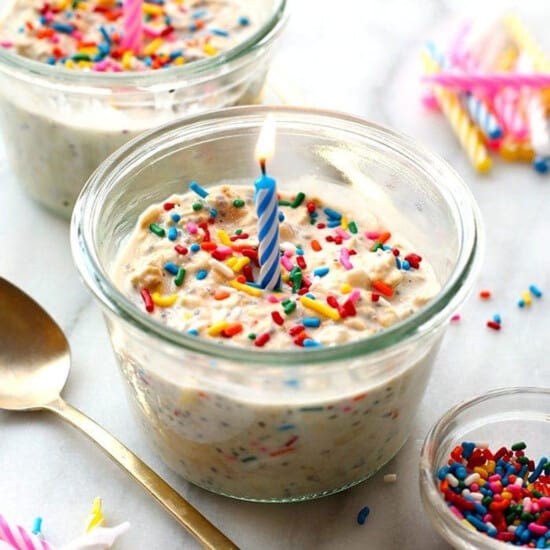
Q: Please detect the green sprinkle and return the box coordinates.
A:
[371,242,382,252]
[532,490,543,498]
[289,266,300,281]
[174,267,186,286]
[521,513,535,522]
[241,456,257,463]
[149,223,165,237]
[291,192,305,208]
[511,441,526,451]
[299,406,324,412]
[482,496,493,507]
[278,200,292,207]
[192,202,203,211]
[235,228,243,235]
[348,221,358,234]
[233,199,245,208]
[283,301,297,315]
[72,53,91,61]
[517,456,530,464]
[282,299,291,306]
[247,333,256,340]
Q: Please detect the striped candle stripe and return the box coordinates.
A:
[122,0,143,53]
[0,515,52,550]
[255,183,281,290]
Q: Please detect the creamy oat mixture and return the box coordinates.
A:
[0,0,254,71]
[113,182,440,349]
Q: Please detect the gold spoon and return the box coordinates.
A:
[0,277,239,550]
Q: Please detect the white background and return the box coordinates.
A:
[1,1,550,548]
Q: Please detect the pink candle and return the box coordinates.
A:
[122,0,143,53]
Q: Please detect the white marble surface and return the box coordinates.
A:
[1,1,550,549]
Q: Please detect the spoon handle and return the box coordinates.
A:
[43,397,240,550]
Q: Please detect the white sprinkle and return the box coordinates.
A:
[464,473,480,486]
[383,474,397,483]
[446,473,459,487]
[209,259,234,279]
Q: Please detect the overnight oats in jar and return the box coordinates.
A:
[71,106,482,502]
[0,0,287,217]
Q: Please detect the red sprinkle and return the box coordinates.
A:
[372,280,394,298]
[296,256,307,269]
[163,202,175,211]
[175,245,188,255]
[487,320,501,331]
[307,201,316,214]
[140,288,154,313]
[271,311,284,326]
[242,264,254,282]
[289,324,305,336]
[371,292,380,302]
[254,333,270,347]
[479,290,492,299]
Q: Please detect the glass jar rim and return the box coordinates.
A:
[419,386,550,549]
[71,105,483,366]
[0,0,287,88]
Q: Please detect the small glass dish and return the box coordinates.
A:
[419,387,550,549]
[0,0,287,217]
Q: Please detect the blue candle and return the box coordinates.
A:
[254,116,281,290]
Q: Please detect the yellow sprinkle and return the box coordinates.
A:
[173,56,185,66]
[56,0,68,9]
[522,290,532,305]
[218,229,231,246]
[183,312,193,320]
[226,257,237,268]
[64,60,75,69]
[122,50,133,70]
[207,321,229,337]
[232,257,250,272]
[77,61,93,69]
[300,296,340,320]
[282,271,289,283]
[151,292,178,307]
[486,460,495,473]
[143,38,163,56]
[341,217,348,231]
[340,283,352,294]
[473,466,488,479]
[84,497,104,533]
[502,491,513,500]
[461,519,475,531]
[494,46,518,72]
[229,280,263,297]
[203,43,218,56]
[77,47,99,56]
[143,3,164,15]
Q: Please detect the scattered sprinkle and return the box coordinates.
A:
[357,506,371,525]
[479,290,492,300]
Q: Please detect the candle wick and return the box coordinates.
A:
[260,158,266,176]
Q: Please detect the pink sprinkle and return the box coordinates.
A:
[528,523,548,535]
[267,295,281,303]
[365,231,380,240]
[0,40,14,48]
[92,61,109,72]
[143,26,163,38]
[50,35,59,44]
[283,249,293,257]
[488,474,501,482]
[470,483,479,492]
[539,497,550,507]
[449,505,464,519]
[335,228,351,240]
[339,248,353,270]
[281,256,293,272]
[422,93,440,110]
[348,289,361,303]
[450,313,461,322]
[72,30,83,41]
[187,222,198,234]
[482,513,492,523]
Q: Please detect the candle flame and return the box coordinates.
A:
[255,114,276,164]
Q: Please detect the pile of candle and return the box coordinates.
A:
[0,499,129,550]
[421,14,550,174]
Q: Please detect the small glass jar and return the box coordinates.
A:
[0,0,287,217]
[419,387,550,549]
[72,106,482,502]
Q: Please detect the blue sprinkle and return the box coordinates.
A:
[284,379,300,388]
[382,245,392,251]
[189,181,209,198]
[92,54,104,62]
[32,517,42,536]
[169,50,183,60]
[18,26,25,33]
[461,442,475,460]
[465,514,488,532]
[98,43,110,55]
[171,213,181,223]
[518,299,525,308]
[305,293,315,299]
[303,317,321,328]
[313,267,330,278]
[395,257,401,269]
[296,248,304,255]
[529,284,543,298]
[210,28,229,37]
[492,313,501,324]
[533,155,550,174]
[238,16,250,26]
[39,15,47,24]
[192,8,207,18]
[164,262,179,275]
[324,207,342,220]
[187,328,199,336]
[303,339,322,347]
[356,506,370,525]
[190,22,198,32]
[402,259,410,270]
[164,15,172,24]
[100,25,111,45]
[65,11,73,19]
[51,22,74,33]
[327,219,341,228]
[528,457,548,483]
[144,57,152,67]
[167,227,178,241]
[278,424,295,431]
[47,56,56,65]
[190,243,200,253]
[209,208,218,218]
[437,465,451,480]
[278,212,285,222]
[196,269,207,280]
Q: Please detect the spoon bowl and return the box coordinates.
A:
[0,278,69,410]
[0,277,238,550]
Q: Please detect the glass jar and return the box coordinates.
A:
[0,0,287,217]
[420,387,550,549]
[72,105,482,502]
